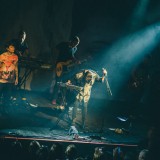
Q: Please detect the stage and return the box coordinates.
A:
[0,90,149,147]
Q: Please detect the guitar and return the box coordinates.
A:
[57,82,83,91]
[56,59,87,77]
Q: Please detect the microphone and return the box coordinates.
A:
[102,68,107,77]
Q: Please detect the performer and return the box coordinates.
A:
[128,55,151,103]
[0,42,18,112]
[67,68,107,129]
[11,30,29,57]
[10,30,29,87]
[51,36,80,105]
[127,55,151,116]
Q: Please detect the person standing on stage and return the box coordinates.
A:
[51,36,80,105]
[67,68,107,129]
[11,30,29,58]
[0,42,18,111]
[10,30,29,86]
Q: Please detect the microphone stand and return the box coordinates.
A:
[99,76,112,134]
[104,76,112,96]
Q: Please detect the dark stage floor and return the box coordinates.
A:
[0,90,149,146]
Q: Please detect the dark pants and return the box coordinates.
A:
[0,83,14,114]
[52,75,73,104]
[0,83,14,104]
[52,76,62,101]
[52,69,77,101]
[72,99,88,127]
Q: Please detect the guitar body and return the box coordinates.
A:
[56,59,87,77]
[56,60,73,77]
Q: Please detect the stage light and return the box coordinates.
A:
[100,22,160,95]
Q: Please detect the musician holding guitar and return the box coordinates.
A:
[51,36,80,105]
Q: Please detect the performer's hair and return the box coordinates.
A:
[71,36,80,43]
[18,30,26,36]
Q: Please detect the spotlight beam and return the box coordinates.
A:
[101,23,160,95]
